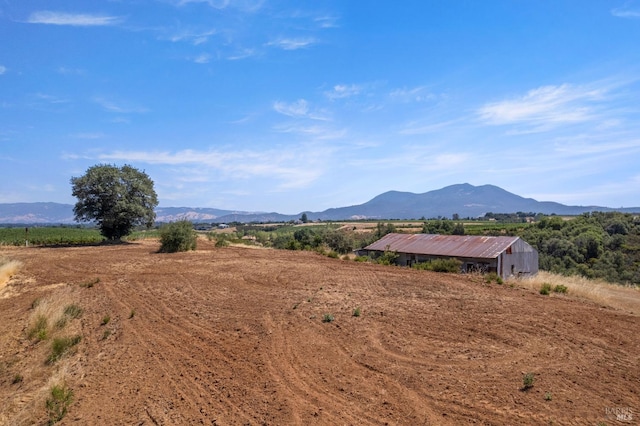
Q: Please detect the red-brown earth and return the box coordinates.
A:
[1,239,638,425]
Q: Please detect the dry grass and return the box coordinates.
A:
[513,271,640,315]
[0,257,23,289]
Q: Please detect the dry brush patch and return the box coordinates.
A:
[0,273,86,425]
[0,256,23,289]
[514,271,640,315]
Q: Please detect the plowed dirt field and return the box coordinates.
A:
[1,239,639,425]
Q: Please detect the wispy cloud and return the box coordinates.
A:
[314,15,339,28]
[0,65,6,75]
[174,0,265,11]
[389,86,436,103]
[611,4,640,18]
[70,132,106,140]
[273,99,329,120]
[93,97,148,114]
[227,48,258,60]
[193,53,212,64]
[27,11,122,26]
[87,146,329,189]
[477,83,607,130]
[266,37,316,50]
[167,28,217,45]
[324,84,363,100]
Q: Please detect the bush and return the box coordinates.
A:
[522,372,535,390]
[47,336,81,364]
[159,221,197,253]
[46,384,73,424]
[353,307,361,317]
[322,314,335,323]
[413,258,462,273]
[540,283,552,295]
[553,284,568,294]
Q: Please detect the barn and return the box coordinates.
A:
[362,233,538,280]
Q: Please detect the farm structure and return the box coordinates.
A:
[363,233,538,280]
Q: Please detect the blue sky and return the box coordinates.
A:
[2,1,640,213]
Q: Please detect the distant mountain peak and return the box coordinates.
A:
[1,184,639,224]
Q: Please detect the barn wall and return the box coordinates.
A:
[499,239,539,279]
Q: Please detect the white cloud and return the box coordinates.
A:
[27,11,122,26]
[167,28,217,45]
[314,15,339,28]
[266,37,316,50]
[93,97,148,114]
[193,53,212,64]
[477,83,606,130]
[227,48,258,60]
[273,99,329,120]
[324,84,363,100]
[0,65,6,75]
[611,5,640,18]
[174,0,264,12]
[91,146,329,189]
[389,86,436,103]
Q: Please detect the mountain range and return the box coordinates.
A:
[1,184,639,225]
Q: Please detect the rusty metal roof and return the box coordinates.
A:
[364,233,520,259]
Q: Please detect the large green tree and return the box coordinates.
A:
[71,164,158,240]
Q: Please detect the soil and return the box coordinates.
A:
[1,239,639,425]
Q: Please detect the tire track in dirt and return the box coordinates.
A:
[95,272,260,425]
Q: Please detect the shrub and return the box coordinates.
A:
[354,256,369,262]
[327,251,339,259]
[28,314,48,341]
[553,284,568,294]
[47,336,81,364]
[544,392,552,401]
[101,315,111,326]
[63,304,83,319]
[46,384,73,425]
[353,307,361,317]
[322,314,335,323]
[540,283,552,295]
[413,258,462,273]
[159,220,197,253]
[522,372,535,390]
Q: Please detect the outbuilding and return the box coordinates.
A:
[362,233,538,280]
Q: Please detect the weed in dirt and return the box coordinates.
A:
[54,317,68,329]
[47,335,81,364]
[79,277,100,288]
[101,315,111,326]
[522,372,535,390]
[28,314,48,341]
[540,283,552,295]
[322,314,335,323]
[353,307,361,317]
[129,309,136,319]
[63,304,83,319]
[12,373,23,384]
[31,297,42,309]
[544,392,552,401]
[485,272,504,284]
[101,329,112,340]
[327,251,339,259]
[46,384,73,425]
[553,284,568,294]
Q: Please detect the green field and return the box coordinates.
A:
[0,227,103,246]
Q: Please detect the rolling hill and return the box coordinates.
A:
[1,184,638,224]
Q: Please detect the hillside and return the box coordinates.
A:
[1,184,639,224]
[1,240,639,424]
